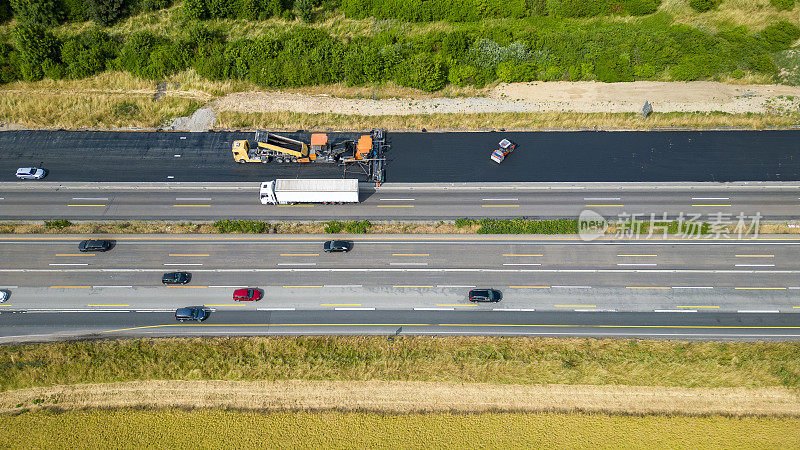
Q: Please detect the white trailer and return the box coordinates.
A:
[260,178,360,205]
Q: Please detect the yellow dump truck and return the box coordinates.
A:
[232,132,314,163]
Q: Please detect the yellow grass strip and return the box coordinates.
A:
[1,380,800,417]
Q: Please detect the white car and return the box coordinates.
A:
[15,167,46,180]
[0,290,8,303]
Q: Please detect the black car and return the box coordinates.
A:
[323,240,352,252]
[162,272,191,285]
[469,289,502,303]
[175,306,208,322]
[78,240,113,252]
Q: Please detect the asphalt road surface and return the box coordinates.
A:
[3,130,800,182]
[2,182,799,219]
[2,234,800,313]
[1,310,799,342]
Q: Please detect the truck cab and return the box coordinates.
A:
[260,181,277,204]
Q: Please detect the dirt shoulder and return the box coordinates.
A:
[212,81,800,117]
[4,380,799,416]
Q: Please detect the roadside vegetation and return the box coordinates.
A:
[1,410,798,449]
[0,0,800,129]
[2,337,800,391]
[2,218,799,234]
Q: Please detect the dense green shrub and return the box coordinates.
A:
[0,41,20,83]
[116,31,189,79]
[61,28,118,78]
[182,0,290,20]
[770,0,795,10]
[759,20,800,51]
[688,0,721,12]
[85,0,127,25]
[294,0,312,21]
[476,218,579,234]
[212,220,272,233]
[10,0,61,26]
[0,0,10,22]
[344,220,371,233]
[12,24,60,81]
[324,220,343,233]
[44,220,72,228]
[394,53,446,91]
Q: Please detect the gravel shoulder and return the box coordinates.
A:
[211,81,800,116]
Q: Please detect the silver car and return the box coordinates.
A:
[15,167,46,180]
[0,290,9,303]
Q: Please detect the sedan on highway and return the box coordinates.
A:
[468,289,502,303]
[233,288,263,302]
[323,240,352,252]
[78,240,113,252]
[175,306,208,322]
[0,290,8,303]
[15,167,47,180]
[162,272,191,285]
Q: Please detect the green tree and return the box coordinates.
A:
[182,0,209,19]
[395,53,446,91]
[759,20,800,51]
[61,28,118,79]
[294,0,312,21]
[12,24,60,81]
[10,0,61,26]
[85,0,126,25]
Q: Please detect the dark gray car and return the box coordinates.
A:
[323,240,352,252]
[162,272,191,285]
[468,289,502,303]
[175,306,208,322]
[78,240,112,252]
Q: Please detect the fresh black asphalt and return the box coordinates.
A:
[2,130,800,182]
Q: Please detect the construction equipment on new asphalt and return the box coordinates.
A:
[232,130,387,183]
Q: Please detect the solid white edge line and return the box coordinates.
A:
[163,263,203,266]
[654,309,697,312]
[551,285,592,289]
[48,263,89,266]
[277,263,317,266]
[71,197,109,200]
[734,264,776,267]
[502,263,542,266]
[437,285,476,288]
[492,308,536,312]
[0,286,18,289]
[414,307,454,311]
[481,198,519,201]
[583,197,621,200]
[616,263,657,266]
[335,307,375,311]
[207,285,241,288]
[691,197,729,200]
[389,263,429,265]
[737,310,780,313]
[257,308,296,311]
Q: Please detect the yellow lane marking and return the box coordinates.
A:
[437,304,478,307]
[280,253,319,256]
[555,304,596,308]
[172,205,211,207]
[275,205,315,207]
[55,254,94,256]
[393,285,434,288]
[167,285,208,288]
[626,286,670,290]
[794,306,800,309]
[503,254,543,257]
[481,205,519,208]
[617,254,658,257]
[377,205,414,208]
[104,324,432,333]
[734,287,787,290]
[105,323,800,334]
[169,254,210,257]
[283,285,323,288]
[88,304,129,307]
[677,305,719,308]
[735,255,775,258]
[321,303,362,306]
[393,253,429,256]
[509,286,550,289]
[67,204,106,207]
[50,285,90,288]
[585,204,624,207]
[691,204,731,207]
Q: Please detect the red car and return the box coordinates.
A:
[233,288,263,302]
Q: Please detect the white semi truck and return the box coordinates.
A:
[259,178,360,205]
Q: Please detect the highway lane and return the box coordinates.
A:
[2,183,800,219]
[4,130,800,183]
[1,310,799,341]
[2,235,800,313]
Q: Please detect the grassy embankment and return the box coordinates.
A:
[1,0,800,130]
[1,410,798,449]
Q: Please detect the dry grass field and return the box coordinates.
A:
[2,337,799,392]
[0,409,798,449]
